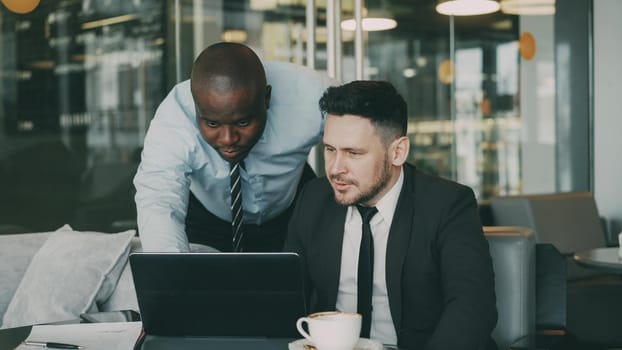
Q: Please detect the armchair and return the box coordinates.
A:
[484,226,536,350]
[489,192,622,347]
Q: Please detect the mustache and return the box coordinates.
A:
[329,175,356,185]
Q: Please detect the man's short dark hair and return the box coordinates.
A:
[318,80,407,144]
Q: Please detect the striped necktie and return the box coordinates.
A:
[230,162,244,252]
[356,205,378,338]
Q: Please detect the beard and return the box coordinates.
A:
[331,154,392,206]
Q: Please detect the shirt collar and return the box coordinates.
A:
[374,166,404,225]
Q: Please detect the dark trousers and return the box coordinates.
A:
[185,163,316,252]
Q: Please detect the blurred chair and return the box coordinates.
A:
[534,243,568,349]
[478,199,495,226]
[484,226,536,349]
[489,192,606,257]
[490,192,622,347]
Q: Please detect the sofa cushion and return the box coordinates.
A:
[0,230,54,326]
[1,227,135,328]
[99,238,142,312]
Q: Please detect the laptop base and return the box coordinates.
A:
[140,335,294,350]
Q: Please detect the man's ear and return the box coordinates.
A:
[390,136,410,166]
[265,85,272,110]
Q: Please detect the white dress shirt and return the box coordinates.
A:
[134,61,334,252]
[335,167,404,346]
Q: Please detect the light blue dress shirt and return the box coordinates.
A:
[134,61,334,252]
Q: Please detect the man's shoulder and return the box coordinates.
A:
[151,79,196,128]
[406,163,475,198]
[299,176,333,202]
[161,80,192,111]
[260,63,333,149]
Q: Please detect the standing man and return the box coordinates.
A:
[134,42,333,252]
[285,81,497,349]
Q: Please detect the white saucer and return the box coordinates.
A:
[288,338,384,350]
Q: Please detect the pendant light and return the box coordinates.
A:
[341,14,397,31]
[500,0,555,15]
[1,0,40,14]
[341,0,397,32]
[436,0,500,16]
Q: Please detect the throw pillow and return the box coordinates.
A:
[0,225,75,328]
[1,227,135,328]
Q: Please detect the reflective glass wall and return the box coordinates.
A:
[0,0,558,232]
[336,0,555,199]
[0,0,165,231]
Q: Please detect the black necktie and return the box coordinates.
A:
[230,162,244,252]
[356,205,378,338]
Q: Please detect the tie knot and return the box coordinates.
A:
[356,205,378,223]
[229,162,240,173]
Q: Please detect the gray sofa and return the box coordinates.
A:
[0,226,218,330]
[0,227,140,329]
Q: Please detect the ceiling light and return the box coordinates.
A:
[1,0,40,14]
[341,17,397,31]
[403,68,417,78]
[341,6,397,32]
[221,29,248,43]
[436,0,500,16]
[500,0,555,15]
[249,0,278,11]
[491,19,513,30]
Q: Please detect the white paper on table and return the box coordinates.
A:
[15,322,142,350]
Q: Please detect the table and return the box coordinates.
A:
[0,322,142,350]
[573,247,622,273]
[0,311,140,350]
[0,323,398,350]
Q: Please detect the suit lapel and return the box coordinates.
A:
[313,199,347,309]
[385,165,417,333]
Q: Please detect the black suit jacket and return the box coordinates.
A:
[284,164,497,350]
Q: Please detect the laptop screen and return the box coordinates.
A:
[129,252,307,338]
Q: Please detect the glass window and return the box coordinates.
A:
[339,0,555,199]
[0,0,165,232]
[0,0,319,232]
[0,0,558,232]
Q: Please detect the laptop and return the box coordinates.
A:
[129,252,307,344]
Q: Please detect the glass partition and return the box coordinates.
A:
[0,0,165,231]
[341,1,553,199]
[0,0,558,232]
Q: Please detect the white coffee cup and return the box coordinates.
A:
[618,232,622,259]
[296,311,362,350]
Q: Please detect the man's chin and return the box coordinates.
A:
[219,151,246,163]
[333,192,359,206]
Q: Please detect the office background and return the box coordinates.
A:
[0,0,620,235]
